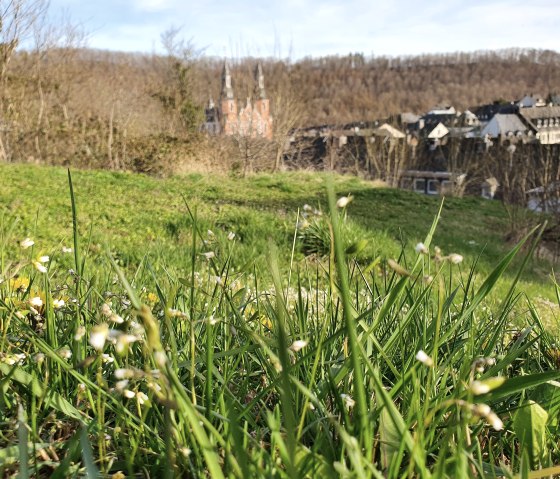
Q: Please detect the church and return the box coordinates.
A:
[203,62,273,140]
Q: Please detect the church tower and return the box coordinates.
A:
[253,62,273,139]
[220,62,238,135]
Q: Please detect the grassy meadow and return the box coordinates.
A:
[1,163,560,477]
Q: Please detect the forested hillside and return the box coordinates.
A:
[2,43,560,172]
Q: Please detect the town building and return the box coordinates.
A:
[518,106,560,144]
[203,62,273,139]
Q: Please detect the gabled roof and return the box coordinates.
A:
[480,114,527,137]
[427,122,449,139]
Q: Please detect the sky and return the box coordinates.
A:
[46,0,560,59]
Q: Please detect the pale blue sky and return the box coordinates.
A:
[47,0,560,59]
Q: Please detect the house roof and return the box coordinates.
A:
[427,122,449,139]
[400,112,420,124]
[518,106,560,126]
[473,103,518,121]
[480,114,527,137]
[374,123,406,138]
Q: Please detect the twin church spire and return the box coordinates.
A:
[212,61,272,139]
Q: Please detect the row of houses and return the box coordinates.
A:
[407,95,560,145]
[290,94,560,151]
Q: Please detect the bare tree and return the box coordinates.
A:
[0,0,47,82]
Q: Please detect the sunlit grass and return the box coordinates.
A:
[1,167,560,477]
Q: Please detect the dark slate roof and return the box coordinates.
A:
[472,103,518,121]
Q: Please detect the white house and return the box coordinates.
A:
[427,122,449,139]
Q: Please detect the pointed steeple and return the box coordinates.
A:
[254,62,266,100]
[221,62,234,100]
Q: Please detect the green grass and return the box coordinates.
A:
[1,164,560,477]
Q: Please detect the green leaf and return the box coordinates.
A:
[530,381,560,427]
[80,425,101,478]
[379,406,400,471]
[513,400,548,468]
[481,370,560,402]
[18,405,29,479]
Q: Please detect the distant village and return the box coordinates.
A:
[203,62,560,211]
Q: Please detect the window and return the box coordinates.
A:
[427,180,439,195]
[413,179,426,193]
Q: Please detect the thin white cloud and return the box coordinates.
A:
[47,0,560,58]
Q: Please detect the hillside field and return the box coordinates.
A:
[1,163,560,477]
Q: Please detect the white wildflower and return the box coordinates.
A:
[207,230,215,238]
[123,389,135,399]
[37,255,49,264]
[58,348,72,359]
[470,380,490,395]
[487,412,503,431]
[448,253,464,264]
[341,393,355,409]
[101,303,112,317]
[101,353,114,363]
[336,196,352,208]
[29,297,43,308]
[74,326,86,341]
[109,313,124,324]
[289,340,308,352]
[20,238,35,249]
[227,231,236,241]
[415,350,434,367]
[32,261,47,273]
[61,246,73,253]
[115,334,140,354]
[34,353,45,364]
[473,403,492,416]
[114,368,135,379]
[89,324,109,351]
[52,299,65,309]
[415,242,428,255]
[136,391,149,405]
[115,380,129,391]
[202,251,215,260]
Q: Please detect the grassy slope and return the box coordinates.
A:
[0,163,555,304]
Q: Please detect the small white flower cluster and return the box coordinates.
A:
[455,399,503,431]
[471,357,496,373]
[19,237,54,273]
[415,243,464,265]
[297,203,322,230]
[416,349,434,367]
[0,352,27,365]
[88,323,142,354]
[101,303,124,324]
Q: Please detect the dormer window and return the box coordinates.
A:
[537,119,542,128]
